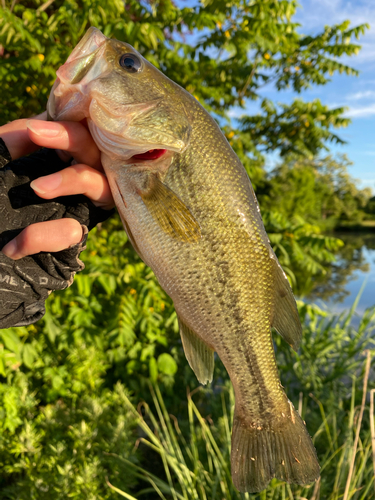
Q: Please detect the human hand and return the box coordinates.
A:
[0,112,114,260]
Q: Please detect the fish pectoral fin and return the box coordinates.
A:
[271,258,302,351]
[177,314,214,385]
[139,174,201,243]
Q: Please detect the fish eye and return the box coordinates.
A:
[119,53,142,73]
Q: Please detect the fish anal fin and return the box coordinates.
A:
[231,405,320,493]
[271,258,302,351]
[177,315,214,385]
[139,174,201,243]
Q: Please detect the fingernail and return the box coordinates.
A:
[31,172,63,194]
[27,119,65,137]
[2,239,18,259]
[69,225,88,248]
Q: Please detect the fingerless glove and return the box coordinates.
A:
[0,138,113,328]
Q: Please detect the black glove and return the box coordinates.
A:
[0,138,114,328]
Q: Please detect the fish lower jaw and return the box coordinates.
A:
[88,121,175,165]
[48,80,91,122]
[88,121,142,160]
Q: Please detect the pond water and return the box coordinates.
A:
[303,232,375,318]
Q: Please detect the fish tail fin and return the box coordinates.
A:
[231,406,320,493]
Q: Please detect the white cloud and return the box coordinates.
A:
[296,0,375,63]
[345,102,375,117]
[297,0,375,31]
[347,90,375,100]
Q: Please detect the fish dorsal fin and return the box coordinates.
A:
[271,257,302,351]
[139,174,201,243]
[177,314,214,385]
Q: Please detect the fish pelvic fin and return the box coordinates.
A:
[177,314,214,385]
[231,405,320,493]
[271,258,302,351]
[139,174,201,243]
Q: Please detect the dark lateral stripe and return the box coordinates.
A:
[244,334,276,418]
[242,341,271,418]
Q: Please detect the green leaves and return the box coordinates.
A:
[0,379,138,498]
[259,154,372,228]
[0,328,40,375]
[262,210,344,292]
[241,99,350,158]
[0,0,368,161]
[22,343,38,369]
[157,353,178,376]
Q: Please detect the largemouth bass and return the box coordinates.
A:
[47,27,320,492]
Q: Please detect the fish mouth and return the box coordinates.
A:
[130,149,167,161]
[88,111,185,162]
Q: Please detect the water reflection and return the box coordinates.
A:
[299,232,375,313]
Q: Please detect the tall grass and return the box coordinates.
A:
[107,304,375,500]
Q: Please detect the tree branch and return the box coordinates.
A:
[239,53,260,99]
[37,0,55,13]
[10,0,17,13]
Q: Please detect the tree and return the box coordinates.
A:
[0,0,368,168]
[259,155,373,227]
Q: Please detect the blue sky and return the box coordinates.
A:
[275,0,375,190]
[177,0,374,189]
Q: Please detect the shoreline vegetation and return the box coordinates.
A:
[1,0,375,498]
[0,277,374,498]
[335,220,375,231]
[109,353,375,500]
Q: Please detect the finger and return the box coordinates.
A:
[26,119,102,171]
[2,219,83,260]
[30,164,114,209]
[0,112,47,160]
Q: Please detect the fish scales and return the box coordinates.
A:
[47,27,320,493]
[163,102,285,414]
